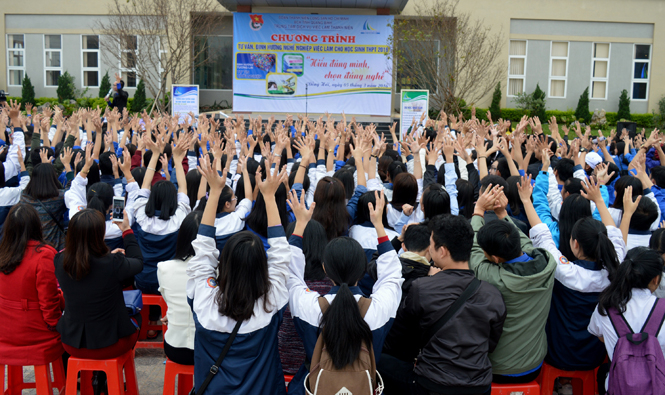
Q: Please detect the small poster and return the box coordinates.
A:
[400,90,429,139]
[171,85,199,123]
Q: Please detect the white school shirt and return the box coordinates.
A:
[157,257,196,350]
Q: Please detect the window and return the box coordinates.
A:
[82,35,100,87]
[119,35,138,88]
[6,34,25,86]
[44,35,62,87]
[549,41,568,98]
[394,39,440,92]
[590,43,610,99]
[193,36,233,90]
[508,40,527,96]
[632,44,651,100]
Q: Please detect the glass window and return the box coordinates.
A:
[549,42,568,98]
[193,36,234,90]
[82,35,100,87]
[44,35,62,87]
[119,35,138,88]
[631,44,651,101]
[7,34,25,86]
[591,43,610,99]
[507,40,527,96]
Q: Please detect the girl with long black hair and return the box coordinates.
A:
[187,156,291,395]
[287,189,402,395]
[519,175,625,372]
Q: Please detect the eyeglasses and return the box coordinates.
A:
[231,197,237,201]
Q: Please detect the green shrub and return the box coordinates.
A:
[99,72,112,98]
[35,97,57,107]
[489,83,501,119]
[532,84,547,123]
[56,71,76,102]
[618,89,631,121]
[21,74,36,108]
[605,112,618,126]
[574,87,591,124]
[127,98,134,112]
[545,110,574,123]
[632,113,654,128]
[131,80,148,113]
[500,108,527,122]
[654,96,665,129]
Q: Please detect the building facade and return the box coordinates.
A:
[2,0,664,114]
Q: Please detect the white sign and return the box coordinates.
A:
[232,13,393,116]
[400,89,429,139]
[171,85,199,122]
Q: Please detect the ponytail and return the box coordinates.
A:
[571,217,620,280]
[320,237,373,369]
[86,182,114,216]
[598,247,663,315]
[320,283,373,369]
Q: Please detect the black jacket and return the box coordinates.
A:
[54,232,143,349]
[383,269,506,391]
[368,254,430,307]
[109,86,129,113]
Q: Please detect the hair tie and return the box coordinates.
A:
[205,192,209,199]
[598,231,604,237]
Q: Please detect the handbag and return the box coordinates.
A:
[123,290,143,316]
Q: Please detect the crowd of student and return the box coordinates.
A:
[1,93,665,395]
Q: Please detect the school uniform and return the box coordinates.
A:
[213,198,252,253]
[186,225,290,395]
[287,234,403,395]
[158,257,195,364]
[0,170,29,229]
[530,223,625,370]
[608,187,661,231]
[130,189,191,294]
[64,174,124,249]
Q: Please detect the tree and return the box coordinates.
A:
[489,82,501,118]
[56,71,76,102]
[618,89,631,121]
[95,0,219,112]
[132,79,148,113]
[21,74,35,108]
[574,87,591,124]
[532,83,547,123]
[389,0,505,113]
[99,71,112,98]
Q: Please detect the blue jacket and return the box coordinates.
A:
[187,225,290,395]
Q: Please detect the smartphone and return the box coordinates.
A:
[112,197,125,223]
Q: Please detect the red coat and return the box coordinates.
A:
[0,241,63,365]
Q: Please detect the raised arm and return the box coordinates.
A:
[171,133,190,195]
[619,185,641,244]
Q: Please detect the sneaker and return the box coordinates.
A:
[558,383,573,395]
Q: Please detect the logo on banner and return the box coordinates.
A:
[361,20,380,34]
[249,14,264,31]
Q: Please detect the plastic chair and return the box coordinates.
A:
[491,380,540,395]
[284,374,295,391]
[163,359,194,395]
[65,349,139,395]
[539,362,596,395]
[1,357,66,395]
[137,294,168,348]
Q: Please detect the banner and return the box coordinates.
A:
[171,85,199,122]
[233,13,394,115]
[400,90,429,139]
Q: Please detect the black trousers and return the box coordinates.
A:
[164,341,195,366]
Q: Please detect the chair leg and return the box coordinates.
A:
[177,374,193,395]
[7,365,24,395]
[162,364,176,395]
[51,357,67,394]
[105,363,123,395]
[123,355,139,395]
[0,365,6,395]
[64,369,80,395]
[80,371,95,395]
[34,365,54,395]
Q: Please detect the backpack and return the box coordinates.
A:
[305,296,384,395]
[607,298,665,395]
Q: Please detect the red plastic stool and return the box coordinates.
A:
[65,349,139,395]
[1,357,66,395]
[163,359,194,395]
[539,362,596,395]
[491,380,540,395]
[137,294,168,348]
[284,374,294,391]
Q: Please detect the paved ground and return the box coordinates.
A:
[11,339,172,395]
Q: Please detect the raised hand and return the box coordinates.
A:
[518,174,533,202]
[286,189,315,226]
[622,185,642,216]
[198,154,224,191]
[368,190,386,227]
